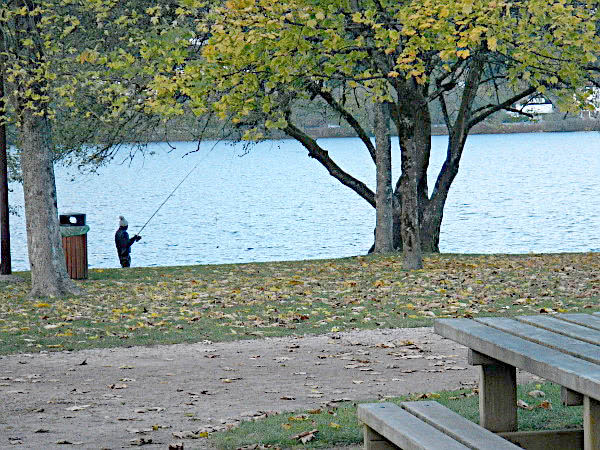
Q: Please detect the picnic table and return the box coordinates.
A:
[435,313,600,450]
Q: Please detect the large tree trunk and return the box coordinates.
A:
[389,82,435,254]
[19,113,80,298]
[0,72,11,275]
[390,81,425,268]
[10,0,80,298]
[373,102,394,253]
[398,136,423,269]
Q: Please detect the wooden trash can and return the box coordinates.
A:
[59,213,89,280]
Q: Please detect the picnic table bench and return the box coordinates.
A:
[358,401,521,449]
[435,313,600,449]
[358,313,600,449]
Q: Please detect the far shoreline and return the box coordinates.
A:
[153,115,600,142]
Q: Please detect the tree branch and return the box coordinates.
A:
[469,86,537,128]
[308,82,376,163]
[284,121,375,207]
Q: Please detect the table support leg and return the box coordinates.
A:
[477,358,517,432]
[363,425,396,450]
[584,396,600,450]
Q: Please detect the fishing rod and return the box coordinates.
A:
[135,143,215,237]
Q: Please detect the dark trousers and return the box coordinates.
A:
[119,254,131,268]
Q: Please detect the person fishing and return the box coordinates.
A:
[113,150,207,268]
[115,216,141,268]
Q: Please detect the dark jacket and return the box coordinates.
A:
[115,226,138,258]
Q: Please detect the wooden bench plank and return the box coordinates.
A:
[357,403,469,450]
[516,315,600,346]
[401,401,521,449]
[557,313,600,332]
[476,317,600,365]
[434,319,600,401]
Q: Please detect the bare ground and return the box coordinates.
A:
[0,327,539,449]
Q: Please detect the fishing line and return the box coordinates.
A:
[135,142,216,237]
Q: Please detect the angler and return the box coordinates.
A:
[115,216,141,268]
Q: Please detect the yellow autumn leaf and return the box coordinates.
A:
[457,49,470,59]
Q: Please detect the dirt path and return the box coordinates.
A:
[0,327,538,449]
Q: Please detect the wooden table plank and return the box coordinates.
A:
[476,317,600,365]
[516,315,600,346]
[557,313,600,332]
[434,319,600,401]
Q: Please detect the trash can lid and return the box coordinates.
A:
[60,225,90,237]
[59,213,86,226]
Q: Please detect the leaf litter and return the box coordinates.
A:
[2,253,599,355]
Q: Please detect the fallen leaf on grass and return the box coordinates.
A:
[329,422,342,429]
[288,415,308,421]
[291,429,318,444]
[448,391,477,400]
[528,390,546,398]
[415,393,441,400]
[538,400,552,410]
[237,445,281,450]
[517,399,532,410]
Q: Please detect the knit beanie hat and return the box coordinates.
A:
[119,216,128,227]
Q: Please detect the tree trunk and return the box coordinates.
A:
[10,0,80,298]
[19,112,80,298]
[0,72,11,275]
[373,102,394,253]
[398,136,423,269]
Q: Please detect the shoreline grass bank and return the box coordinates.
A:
[1,252,599,355]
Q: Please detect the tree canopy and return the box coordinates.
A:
[4,0,600,295]
[119,0,600,265]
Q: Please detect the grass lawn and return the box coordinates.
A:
[1,252,599,355]
[210,382,582,449]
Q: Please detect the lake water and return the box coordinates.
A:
[7,131,600,271]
